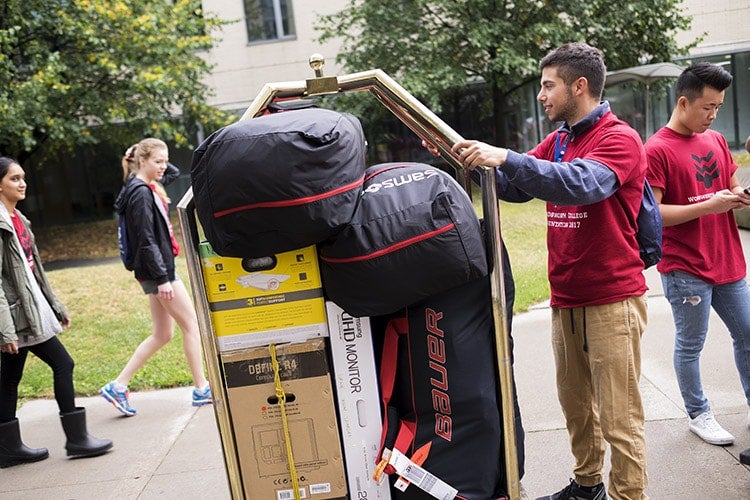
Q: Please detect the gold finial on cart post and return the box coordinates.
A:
[306,53,339,95]
[309,53,325,77]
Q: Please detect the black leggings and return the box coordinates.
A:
[0,336,76,421]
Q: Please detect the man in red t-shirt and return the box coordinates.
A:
[646,63,750,449]
[742,135,750,466]
[453,42,648,500]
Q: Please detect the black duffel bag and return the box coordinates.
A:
[372,276,507,499]
[190,108,367,258]
[319,162,487,317]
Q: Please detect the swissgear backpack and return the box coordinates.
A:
[319,162,488,317]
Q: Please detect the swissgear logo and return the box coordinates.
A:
[363,168,439,194]
[693,151,719,188]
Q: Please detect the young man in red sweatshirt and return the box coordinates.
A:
[454,42,649,500]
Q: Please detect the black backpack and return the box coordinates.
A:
[117,213,133,271]
[117,183,150,271]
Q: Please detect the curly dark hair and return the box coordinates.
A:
[540,42,606,100]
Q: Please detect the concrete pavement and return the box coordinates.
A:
[4,241,750,498]
[515,266,750,499]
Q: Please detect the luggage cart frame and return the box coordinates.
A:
[176,55,520,500]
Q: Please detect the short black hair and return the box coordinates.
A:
[675,62,732,102]
[540,42,606,100]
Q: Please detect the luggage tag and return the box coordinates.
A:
[386,448,457,499]
[392,442,431,492]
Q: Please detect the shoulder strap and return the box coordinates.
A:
[375,317,417,479]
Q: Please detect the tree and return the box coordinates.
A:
[316,0,701,145]
[0,0,233,165]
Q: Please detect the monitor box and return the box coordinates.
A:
[326,302,391,499]
[222,339,347,500]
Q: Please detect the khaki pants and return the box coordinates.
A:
[551,295,649,500]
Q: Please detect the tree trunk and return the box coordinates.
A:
[491,81,509,147]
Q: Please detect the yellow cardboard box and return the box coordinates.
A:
[222,339,347,500]
[199,242,328,351]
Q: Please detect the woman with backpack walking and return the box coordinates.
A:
[0,156,112,467]
[99,138,211,416]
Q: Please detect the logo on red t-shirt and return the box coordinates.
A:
[692,151,719,188]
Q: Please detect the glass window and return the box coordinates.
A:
[733,51,750,149]
[694,55,736,146]
[505,85,546,152]
[244,0,296,43]
[606,83,647,140]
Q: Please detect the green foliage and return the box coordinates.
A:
[736,151,750,168]
[316,0,701,143]
[0,0,234,164]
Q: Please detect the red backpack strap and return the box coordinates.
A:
[378,317,405,436]
[371,315,459,500]
[374,316,416,480]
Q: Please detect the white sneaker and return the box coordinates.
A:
[689,411,734,445]
[746,408,750,430]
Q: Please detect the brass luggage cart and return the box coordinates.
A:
[176,55,520,500]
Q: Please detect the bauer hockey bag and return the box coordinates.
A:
[372,276,507,500]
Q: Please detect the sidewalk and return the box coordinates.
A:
[3,248,750,498]
[0,388,228,500]
[515,266,750,499]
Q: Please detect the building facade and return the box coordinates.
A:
[200,0,348,114]
[21,0,750,226]
[198,0,749,155]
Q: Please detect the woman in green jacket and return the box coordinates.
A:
[0,156,112,468]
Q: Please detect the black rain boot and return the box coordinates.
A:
[60,407,113,458]
[0,418,49,468]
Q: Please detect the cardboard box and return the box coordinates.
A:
[199,242,328,351]
[326,302,391,499]
[222,339,347,500]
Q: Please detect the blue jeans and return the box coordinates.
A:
[661,271,750,418]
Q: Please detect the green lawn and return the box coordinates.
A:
[21,258,197,401]
[497,199,550,309]
[20,198,548,402]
